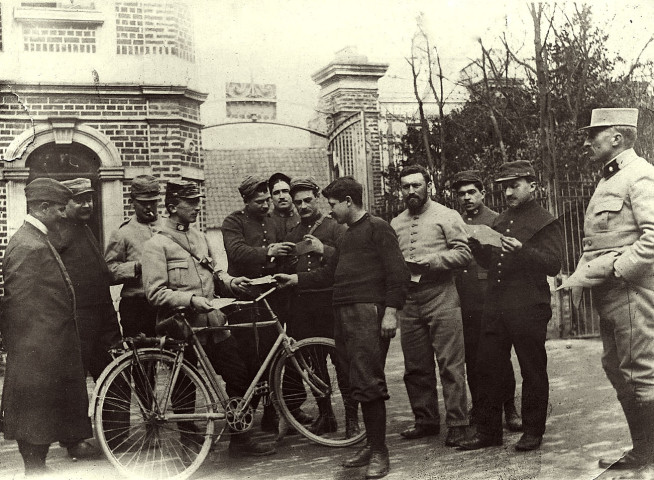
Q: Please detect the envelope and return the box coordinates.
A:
[465,224,503,247]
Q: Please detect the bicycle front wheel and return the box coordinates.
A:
[272,337,366,447]
[94,350,215,480]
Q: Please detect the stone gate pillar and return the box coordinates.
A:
[312,48,388,213]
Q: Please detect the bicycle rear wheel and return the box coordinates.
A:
[272,337,366,447]
[94,350,215,480]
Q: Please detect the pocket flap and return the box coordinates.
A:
[167,260,188,270]
[596,198,623,213]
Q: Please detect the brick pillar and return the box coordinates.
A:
[312,49,388,213]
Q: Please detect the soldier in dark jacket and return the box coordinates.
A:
[222,176,294,432]
[268,172,300,238]
[452,170,521,432]
[1,179,92,476]
[459,161,563,452]
[284,177,356,436]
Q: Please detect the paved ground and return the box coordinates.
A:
[0,337,632,480]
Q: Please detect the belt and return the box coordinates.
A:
[582,231,640,251]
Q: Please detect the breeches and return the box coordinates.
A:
[595,278,654,403]
[334,303,390,403]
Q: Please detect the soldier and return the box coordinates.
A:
[574,108,654,472]
[275,176,410,479]
[390,165,471,447]
[141,180,275,457]
[105,175,160,339]
[458,161,563,452]
[222,175,295,432]
[1,179,92,476]
[284,177,356,436]
[452,170,522,432]
[53,177,124,458]
[268,172,300,238]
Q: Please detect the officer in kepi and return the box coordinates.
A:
[574,108,654,474]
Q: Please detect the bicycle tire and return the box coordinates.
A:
[271,337,366,447]
[94,350,215,480]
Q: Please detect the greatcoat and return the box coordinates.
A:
[1,221,92,444]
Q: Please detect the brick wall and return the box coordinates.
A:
[23,24,96,53]
[115,0,195,61]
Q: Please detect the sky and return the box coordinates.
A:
[189,0,654,148]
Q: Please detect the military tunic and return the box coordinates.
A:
[391,199,471,428]
[455,205,517,417]
[105,215,160,338]
[473,199,563,438]
[285,212,346,339]
[270,208,300,239]
[575,149,654,402]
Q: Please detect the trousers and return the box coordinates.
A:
[398,281,468,427]
[476,304,551,437]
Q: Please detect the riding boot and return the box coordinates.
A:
[309,397,337,435]
[260,404,279,433]
[362,399,390,479]
[345,395,361,438]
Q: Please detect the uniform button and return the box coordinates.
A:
[510,220,514,224]
[264,230,267,233]
[410,239,416,243]
[497,262,502,266]
[410,256,415,260]
[410,247,415,251]
[413,216,419,220]
[411,224,418,227]
[500,253,504,257]
[307,268,311,271]
[411,231,417,235]
[497,279,501,283]
[467,218,472,221]
[505,229,510,233]
[587,240,592,246]
[463,269,468,273]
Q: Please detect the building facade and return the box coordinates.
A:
[0,0,206,247]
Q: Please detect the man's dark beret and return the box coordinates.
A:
[25,178,72,204]
[238,175,268,200]
[495,161,536,183]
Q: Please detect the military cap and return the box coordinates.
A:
[25,178,72,205]
[495,161,536,183]
[268,172,291,192]
[290,176,320,196]
[131,175,160,201]
[580,108,639,130]
[238,175,268,200]
[61,178,94,196]
[451,170,483,189]
[165,180,204,199]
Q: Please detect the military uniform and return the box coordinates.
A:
[391,199,471,431]
[473,198,562,441]
[271,208,300,239]
[577,147,654,468]
[456,204,517,421]
[105,215,159,337]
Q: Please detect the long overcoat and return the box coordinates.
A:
[1,222,92,444]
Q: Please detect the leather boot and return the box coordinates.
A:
[342,444,372,467]
[600,399,654,469]
[504,402,523,432]
[366,445,390,479]
[345,396,361,439]
[228,431,276,457]
[309,398,337,435]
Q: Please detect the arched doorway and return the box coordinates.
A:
[26,143,103,241]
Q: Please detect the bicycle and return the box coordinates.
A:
[90,285,366,480]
